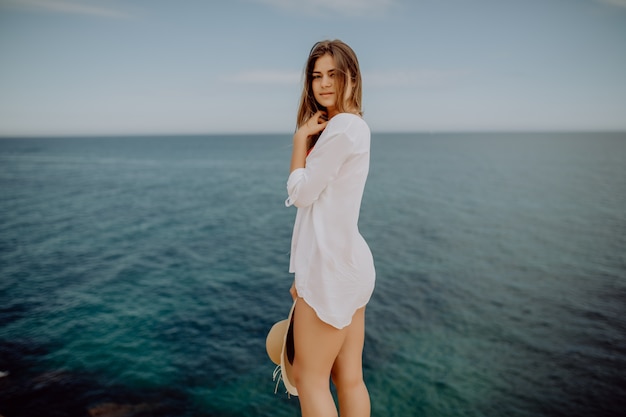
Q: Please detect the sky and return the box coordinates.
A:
[1,0,625,136]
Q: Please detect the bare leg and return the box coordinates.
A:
[331,306,370,417]
[292,298,346,417]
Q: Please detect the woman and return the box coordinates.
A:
[285,39,375,417]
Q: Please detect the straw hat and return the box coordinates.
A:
[266,300,298,396]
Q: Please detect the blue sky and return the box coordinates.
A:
[1,0,625,136]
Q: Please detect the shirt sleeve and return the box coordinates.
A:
[285,129,355,208]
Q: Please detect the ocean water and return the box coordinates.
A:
[0,132,625,417]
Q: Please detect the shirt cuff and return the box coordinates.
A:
[285,168,305,207]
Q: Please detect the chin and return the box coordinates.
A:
[317,100,334,109]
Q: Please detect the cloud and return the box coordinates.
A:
[225,69,301,85]
[3,0,131,19]
[595,0,626,7]
[251,0,396,16]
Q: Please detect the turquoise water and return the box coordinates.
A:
[1,133,625,416]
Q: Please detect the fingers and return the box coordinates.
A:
[295,111,328,140]
[314,110,328,124]
[312,120,328,134]
[306,110,326,125]
[308,111,328,133]
[290,281,298,300]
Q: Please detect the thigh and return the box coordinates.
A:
[331,306,366,383]
[293,298,346,378]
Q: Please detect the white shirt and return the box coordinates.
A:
[286,113,375,329]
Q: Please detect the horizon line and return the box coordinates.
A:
[1,129,626,139]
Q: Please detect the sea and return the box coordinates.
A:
[0,132,625,417]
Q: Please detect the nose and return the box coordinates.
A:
[321,75,332,87]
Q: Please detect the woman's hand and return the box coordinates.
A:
[290,110,328,173]
[295,110,328,141]
[290,280,298,301]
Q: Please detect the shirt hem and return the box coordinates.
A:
[297,292,371,330]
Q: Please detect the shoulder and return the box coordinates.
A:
[316,113,370,153]
[328,113,369,130]
[326,113,370,137]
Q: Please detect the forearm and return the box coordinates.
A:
[290,132,308,173]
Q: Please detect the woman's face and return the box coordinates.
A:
[312,54,348,117]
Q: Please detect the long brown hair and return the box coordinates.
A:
[296,40,363,150]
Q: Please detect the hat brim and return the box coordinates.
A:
[266,319,288,365]
[266,299,298,396]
